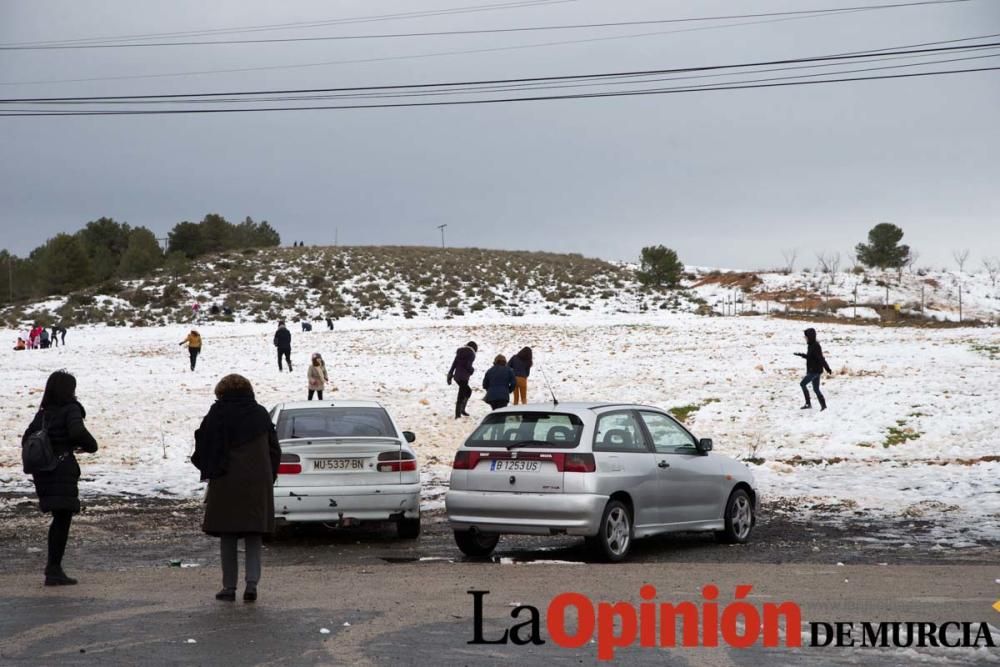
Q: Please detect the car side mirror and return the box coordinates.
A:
[403,431,416,444]
[697,438,713,453]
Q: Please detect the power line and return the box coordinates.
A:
[0,1,972,51]
[3,66,996,117]
[0,0,580,48]
[0,10,875,87]
[5,41,997,103]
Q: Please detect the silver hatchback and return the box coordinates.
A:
[446,402,758,561]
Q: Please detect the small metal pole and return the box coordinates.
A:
[959,283,963,322]
[437,224,447,248]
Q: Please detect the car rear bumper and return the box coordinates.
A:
[275,483,420,523]
[446,490,606,536]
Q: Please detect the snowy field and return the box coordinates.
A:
[1,314,998,548]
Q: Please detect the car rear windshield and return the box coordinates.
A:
[276,407,398,440]
[465,412,584,449]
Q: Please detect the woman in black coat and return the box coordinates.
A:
[193,374,281,602]
[23,370,98,586]
[446,341,478,419]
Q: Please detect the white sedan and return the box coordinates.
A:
[270,400,421,538]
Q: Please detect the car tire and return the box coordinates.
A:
[397,516,421,539]
[716,488,755,544]
[264,522,292,543]
[588,499,634,562]
[454,530,499,559]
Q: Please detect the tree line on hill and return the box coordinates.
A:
[634,222,984,288]
[0,214,279,304]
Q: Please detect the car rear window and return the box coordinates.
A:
[465,412,584,449]
[276,407,397,440]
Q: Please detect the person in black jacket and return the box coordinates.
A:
[23,370,98,586]
[446,341,478,419]
[483,355,517,410]
[273,321,292,372]
[508,347,533,405]
[795,328,832,410]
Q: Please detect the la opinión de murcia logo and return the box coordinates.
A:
[468,585,998,661]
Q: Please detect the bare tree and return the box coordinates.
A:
[906,249,921,274]
[952,248,970,273]
[781,248,798,274]
[983,256,1000,287]
[815,251,832,273]
[828,251,841,276]
[846,251,860,273]
[815,251,842,278]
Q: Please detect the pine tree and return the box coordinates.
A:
[118,227,164,278]
[855,223,911,270]
[637,245,684,288]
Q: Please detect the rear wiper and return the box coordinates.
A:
[506,440,549,451]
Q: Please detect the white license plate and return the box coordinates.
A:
[313,458,366,471]
[490,460,540,472]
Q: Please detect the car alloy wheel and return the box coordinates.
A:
[731,495,752,540]
[590,499,633,562]
[716,488,755,544]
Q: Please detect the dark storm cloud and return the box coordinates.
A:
[1,0,998,270]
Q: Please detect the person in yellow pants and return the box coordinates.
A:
[508,347,533,405]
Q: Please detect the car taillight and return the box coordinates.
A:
[377,450,417,472]
[278,453,301,475]
[452,450,481,470]
[562,453,596,473]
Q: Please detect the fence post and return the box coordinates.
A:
[959,283,963,323]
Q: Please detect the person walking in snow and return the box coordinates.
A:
[192,374,281,603]
[483,355,517,410]
[39,328,51,349]
[795,327,832,411]
[273,321,292,372]
[180,330,203,371]
[53,325,67,346]
[23,370,99,586]
[446,341,477,419]
[307,353,329,400]
[508,347,533,405]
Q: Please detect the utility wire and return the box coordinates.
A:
[0,10,876,87]
[2,66,996,116]
[0,0,972,50]
[5,41,996,103]
[0,0,580,48]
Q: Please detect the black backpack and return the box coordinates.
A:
[22,413,64,474]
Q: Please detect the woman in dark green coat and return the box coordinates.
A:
[23,370,98,586]
[193,374,281,602]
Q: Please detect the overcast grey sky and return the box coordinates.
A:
[1,0,998,270]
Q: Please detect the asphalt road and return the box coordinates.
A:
[1,496,998,665]
[1,562,998,666]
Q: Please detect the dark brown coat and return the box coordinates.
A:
[202,430,280,536]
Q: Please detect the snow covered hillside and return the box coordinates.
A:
[4,245,997,328]
[2,314,997,549]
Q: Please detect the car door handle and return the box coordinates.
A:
[657,460,670,468]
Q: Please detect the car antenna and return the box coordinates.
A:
[540,368,559,406]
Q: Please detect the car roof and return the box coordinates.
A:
[491,402,663,413]
[274,400,385,410]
